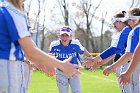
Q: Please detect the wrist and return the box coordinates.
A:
[87,54,92,57]
[53,59,63,70]
[57,63,64,71]
[94,56,102,62]
[126,69,133,76]
[110,66,115,72]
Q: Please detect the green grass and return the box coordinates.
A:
[28,69,122,93]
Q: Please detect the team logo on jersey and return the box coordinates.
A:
[55,52,77,59]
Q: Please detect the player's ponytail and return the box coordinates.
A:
[113,11,126,18]
[122,11,126,16]
[128,8,140,16]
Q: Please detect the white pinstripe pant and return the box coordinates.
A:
[56,69,81,93]
[0,59,25,93]
[24,62,32,91]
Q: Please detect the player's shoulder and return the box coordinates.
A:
[131,24,140,35]
[121,26,131,34]
[0,1,25,17]
[134,24,140,31]
[71,39,81,45]
[50,40,60,47]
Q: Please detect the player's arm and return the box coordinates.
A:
[103,30,139,75]
[111,52,132,69]
[100,54,115,65]
[103,52,133,76]
[91,54,115,71]
[97,47,121,61]
[126,44,140,76]
[119,41,140,85]
[95,30,130,63]
[83,47,121,67]
[83,48,92,57]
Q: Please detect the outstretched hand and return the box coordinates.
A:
[60,56,81,78]
[36,64,56,77]
[119,71,132,85]
[103,66,114,76]
[90,62,102,71]
[83,57,96,68]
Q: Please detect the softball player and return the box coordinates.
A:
[49,26,91,93]
[83,11,132,93]
[0,1,80,93]
[103,8,140,93]
[119,18,140,85]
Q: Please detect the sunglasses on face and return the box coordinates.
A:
[61,27,72,32]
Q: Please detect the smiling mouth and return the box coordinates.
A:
[62,40,67,42]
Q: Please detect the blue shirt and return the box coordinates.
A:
[0,2,30,61]
[100,26,131,59]
[0,0,5,2]
[49,39,85,65]
[126,24,140,53]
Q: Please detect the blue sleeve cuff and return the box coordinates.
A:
[99,47,121,59]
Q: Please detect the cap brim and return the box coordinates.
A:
[60,31,71,36]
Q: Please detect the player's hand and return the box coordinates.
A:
[60,56,80,78]
[36,64,56,77]
[83,57,96,68]
[90,62,101,71]
[119,71,132,85]
[42,66,56,77]
[103,66,114,76]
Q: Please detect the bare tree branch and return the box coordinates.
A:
[135,0,140,7]
[89,0,103,25]
[57,0,69,25]
[130,0,135,8]
[57,0,65,20]
[25,0,33,26]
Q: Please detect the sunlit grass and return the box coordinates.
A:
[28,69,121,93]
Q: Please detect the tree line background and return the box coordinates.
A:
[24,0,140,53]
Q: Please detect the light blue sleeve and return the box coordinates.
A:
[3,6,30,42]
[126,27,140,53]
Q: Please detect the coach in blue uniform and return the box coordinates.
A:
[49,26,91,93]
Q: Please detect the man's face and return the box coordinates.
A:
[60,33,71,43]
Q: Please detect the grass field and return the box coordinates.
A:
[28,69,122,93]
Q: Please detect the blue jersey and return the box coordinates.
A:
[49,39,85,65]
[0,0,4,2]
[0,2,30,61]
[125,24,140,53]
[100,26,131,59]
